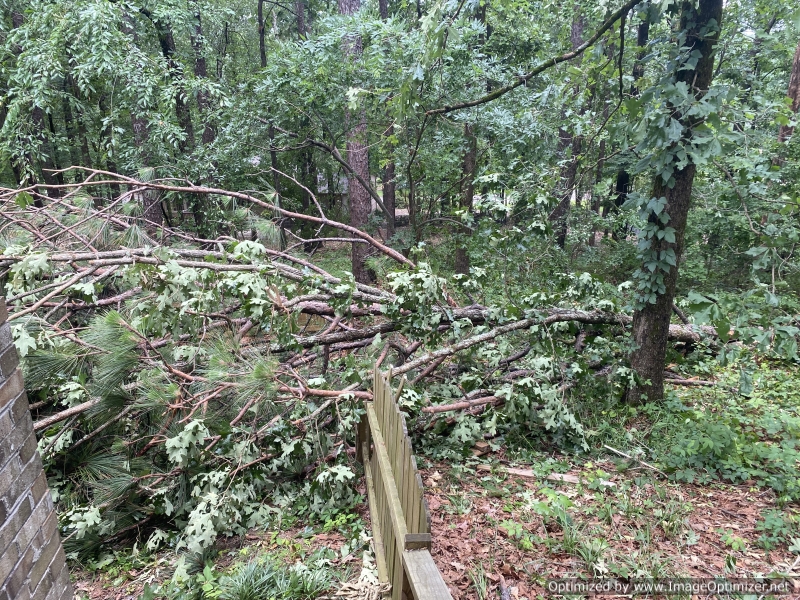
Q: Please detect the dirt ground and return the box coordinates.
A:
[420,458,800,599]
[70,452,800,600]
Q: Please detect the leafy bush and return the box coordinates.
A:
[642,367,800,500]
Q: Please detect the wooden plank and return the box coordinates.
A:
[356,415,368,463]
[404,533,432,550]
[402,418,414,532]
[393,375,406,405]
[366,404,409,545]
[402,428,417,533]
[409,456,422,534]
[363,442,389,583]
[403,550,453,600]
[416,471,430,534]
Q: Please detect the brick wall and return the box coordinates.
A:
[0,299,72,600]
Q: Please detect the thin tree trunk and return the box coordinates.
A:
[628,0,723,404]
[549,9,585,248]
[141,9,195,153]
[296,0,306,37]
[589,104,608,247]
[378,0,395,238]
[339,0,373,283]
[258,0,267,68]
[61,80,82,177]
[31,107,60,198]
[778,39,800,142]
[46,113,66,188]
[609,20,650,221]
[193,2,214,146]
[121,14,161,228]
[454,123,476,275]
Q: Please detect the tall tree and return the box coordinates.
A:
[778,39,800,142]
[193,1,215,146]
[258,0,268,69]
[454,123,476,275]
[607,18,650,239]
[549,9,586,248]
[140,8,195,153]
[339,0,373,283]
[379,0,396,239]
[628,0,724,404]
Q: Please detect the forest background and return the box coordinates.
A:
[1,0,800,596]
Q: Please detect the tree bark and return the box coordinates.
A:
[609,20,650,222]
[193,2,214,146]
[258,0,267,68]
[549,9,585,248]
[141,9,195,153]
[98,94,120,204]
[378,0,395,238]
[31,107,61,198]
[339,0,374,283]
[383,154,396,238]
[778,39,800,142]
[628,0,723,404]
[296,0,307,37]
[454,123,476,275]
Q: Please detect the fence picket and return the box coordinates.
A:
[359,366,452,600]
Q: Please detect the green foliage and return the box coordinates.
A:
[638,366,800,500]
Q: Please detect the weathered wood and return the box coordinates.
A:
[362,366,450,600]
[404,533,432,550]
[403,550,453,599]
[366,404,409,600]
[363,442,390,583]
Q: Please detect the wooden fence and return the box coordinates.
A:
[356,366,452,600]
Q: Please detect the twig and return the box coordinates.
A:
[603,444,667,477]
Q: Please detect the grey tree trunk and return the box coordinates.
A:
[258,0,267,68]
[454,123,476,275]
[31,106,61,198]
[193,2,214,146]
[379,0,396,238]
[608,20,650,224]
[296,0,307,37]
[628,0,724,404]
[549,10,585,248]
[778,39,800,142]
[339,0,374,283]
[141,9,195,153]
[120,12,160,226]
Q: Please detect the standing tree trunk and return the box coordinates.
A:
[378,0,396,238]
[609,20,650,223]
[31,107,61,198]
[258,0,267,68]
[339,0,374,283]
[193,2,215,146]
[778,39,800,142]
[98,94,121,205]
[141,9,195,153]
[296,0,307,37]
[549,10,585,248]
[454,123,476,275]
[628,0,723,404]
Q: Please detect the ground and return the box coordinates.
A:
[70,450,800,599]
[420,457,800,599]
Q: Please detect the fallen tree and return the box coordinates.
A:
[0,174,731,554]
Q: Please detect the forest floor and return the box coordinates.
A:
[70,450,800,599]
[421,457,800,599]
